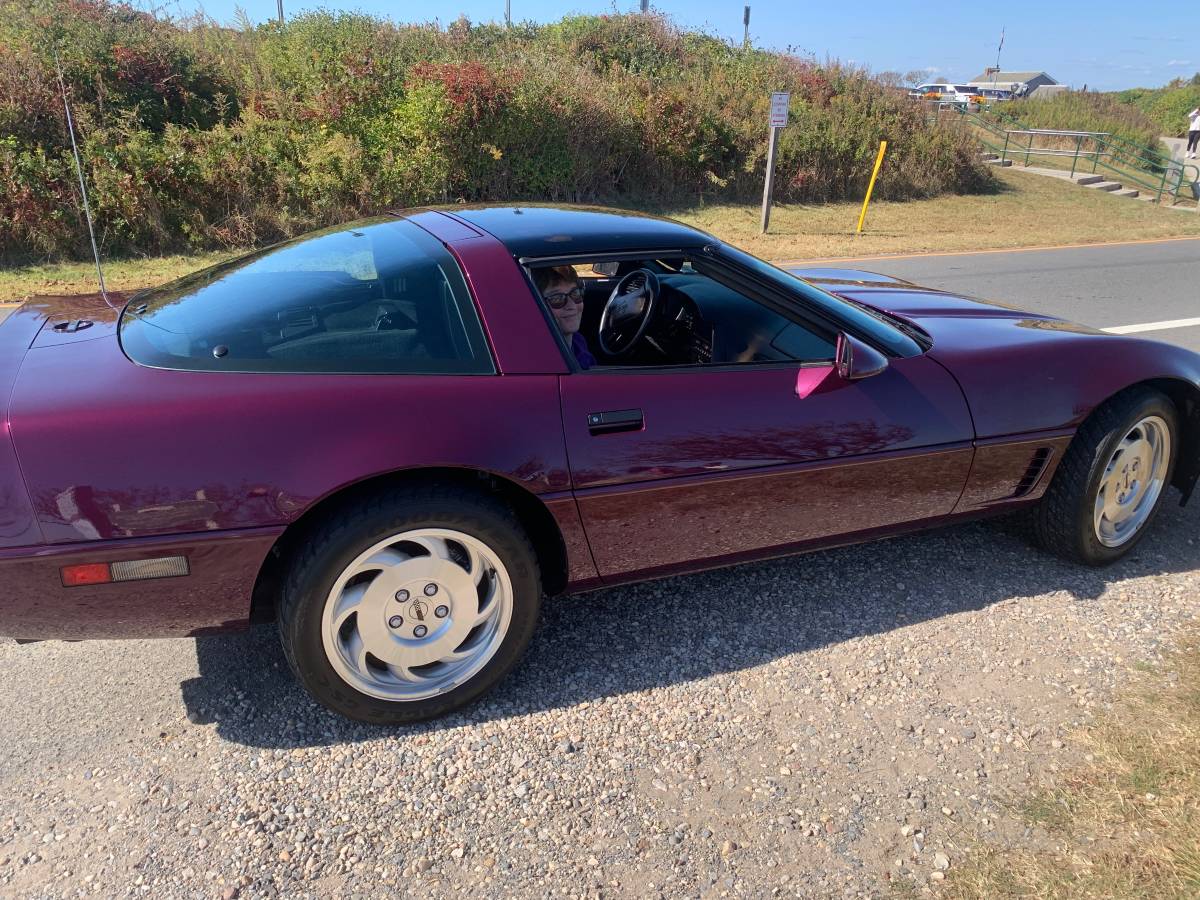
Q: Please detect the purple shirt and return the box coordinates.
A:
[571,332,596,370]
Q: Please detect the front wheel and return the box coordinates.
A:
[278,485,541,724]
[1034,388,1177,566]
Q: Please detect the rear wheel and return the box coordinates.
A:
[278,485,541,724]
[1034,388,1177,566]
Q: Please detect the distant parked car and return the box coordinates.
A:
[2,206,1199,724]
[909,83,953,100]
[977,87,1014,102]
[909,84,982,106]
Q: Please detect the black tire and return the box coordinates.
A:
[277,484,541,725]
[1033,388,1178,566]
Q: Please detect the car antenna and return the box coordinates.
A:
[53,48,113,309]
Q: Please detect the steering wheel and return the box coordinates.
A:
[598,269,659,358]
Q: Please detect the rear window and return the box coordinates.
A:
[119,218,494,374]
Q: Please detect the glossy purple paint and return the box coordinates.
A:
[11,334,571,544]
[0,527,281,639]
[820,285,1200,438]
[1,210,1198,642]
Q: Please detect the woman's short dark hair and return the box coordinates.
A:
[532,264,578,294]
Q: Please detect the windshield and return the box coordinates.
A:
[712,245,926,357]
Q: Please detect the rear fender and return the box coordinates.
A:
[0,304,44,548]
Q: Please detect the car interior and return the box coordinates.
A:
[528,256,835,369]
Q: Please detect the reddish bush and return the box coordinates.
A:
[408,62,519,123]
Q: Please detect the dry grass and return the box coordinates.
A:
[3,168,1199,302]
[0,250,239,304]
[675,168,1200,264]
[944,633,1200,899]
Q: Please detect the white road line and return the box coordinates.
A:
[1103,317,1200,335]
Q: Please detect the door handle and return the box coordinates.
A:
[586,408,644,435]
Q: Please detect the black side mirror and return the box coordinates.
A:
[835,333,889,381]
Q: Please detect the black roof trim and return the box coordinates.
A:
[435,205,713,257]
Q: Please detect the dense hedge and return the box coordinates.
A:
[0,0,991,262]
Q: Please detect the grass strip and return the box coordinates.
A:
[3,169,1199,303]
[945,633,1200,898]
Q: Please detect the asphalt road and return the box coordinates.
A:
[818,236,1200,352]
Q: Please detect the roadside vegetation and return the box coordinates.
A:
[945,631,1200,899]
[4,167,1198,302]
[984,92,1164,164]
[1114,74,1200,137]
[0,0,988,264]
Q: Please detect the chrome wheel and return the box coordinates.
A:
[321,528,513,702]
[1093,415,1171,548]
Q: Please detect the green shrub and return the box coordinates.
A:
[0,1,991,262]
[1113,78,1200,136]
[994,92,1161,162]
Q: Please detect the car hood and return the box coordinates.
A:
[791,267,1100,333]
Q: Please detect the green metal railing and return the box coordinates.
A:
[953,108,1199,206]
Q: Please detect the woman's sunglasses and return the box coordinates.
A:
[543,283,585,310]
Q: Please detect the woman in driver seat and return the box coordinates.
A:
[535,265,596,369]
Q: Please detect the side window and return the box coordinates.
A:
[120,219,494,374]
[664,270,835,365]
[527,255,835,370]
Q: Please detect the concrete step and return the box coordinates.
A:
[1084,180,1123,192]
[985,158,1012,167]
[1021,165,1075,179]
[1113,188,1139,198]
[1073,174,1107,185]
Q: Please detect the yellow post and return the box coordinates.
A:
[855,140,888,234]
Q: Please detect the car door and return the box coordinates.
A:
[557,263,975,579]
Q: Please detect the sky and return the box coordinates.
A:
[163,0,1196,92]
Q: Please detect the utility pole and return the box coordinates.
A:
[505,0,511,27]
[743,6,750,49]
[640,0,649,12]
[276,0,283,25]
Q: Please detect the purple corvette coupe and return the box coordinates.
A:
[2,207,1197,722]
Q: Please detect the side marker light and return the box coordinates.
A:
[61,556,189,587]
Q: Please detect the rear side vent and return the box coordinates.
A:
[1013,447,1052,497]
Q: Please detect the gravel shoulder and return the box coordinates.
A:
[3,496,1199,897]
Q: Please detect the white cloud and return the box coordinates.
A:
[1166,59,1192,67]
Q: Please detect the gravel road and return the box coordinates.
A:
[3,499,1200,898]
[5,244,1200,897]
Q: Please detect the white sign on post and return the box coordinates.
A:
[761,92,790,233]
[769,92,790,128]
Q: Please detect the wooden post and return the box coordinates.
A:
[760,125,780,234]
[855,140,888,234]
